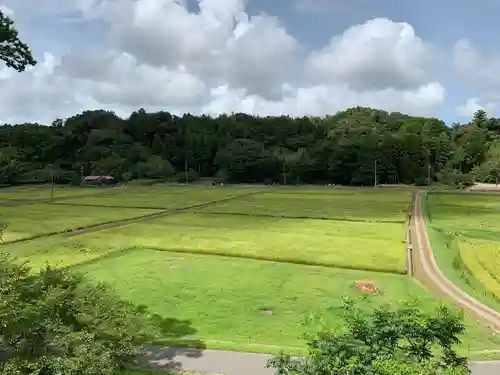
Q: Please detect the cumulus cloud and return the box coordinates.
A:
[203,82,445,117]
[56,50,206,107]
[0,4,14,17]
[305,18,438,91]
[456,98,499,118]
[0,0,447,123]
[453,39,500,117]
[92,0,298,99]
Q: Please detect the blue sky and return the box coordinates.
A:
[1,0,499,124]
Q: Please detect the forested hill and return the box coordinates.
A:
[0,106,499,187]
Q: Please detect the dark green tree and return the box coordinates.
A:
[0,255,159,375]
[0,10,37,72]
[267,299,469,375]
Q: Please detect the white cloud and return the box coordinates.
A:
[92,0,298,99]
[203,82,445,117]
[453,39,500,117]
[456,98,498,118]
[305,18,437,91]
[0,4,14,17]
[56,50,206,107]
[0,0,447,123]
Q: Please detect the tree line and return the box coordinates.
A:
[0,107,499,187]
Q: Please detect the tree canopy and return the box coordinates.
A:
[267,298,470,375]
[0,255,160,375]
[0,107,499,187]
[0,9,37,72]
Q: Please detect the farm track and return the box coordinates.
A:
[411,190,500,332]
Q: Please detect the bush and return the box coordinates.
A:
[0,255,159,375]
[267,298,469,375]
[174,169,199,183]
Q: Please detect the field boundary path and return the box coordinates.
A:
[412,190,500,331]
[137,345,500,375]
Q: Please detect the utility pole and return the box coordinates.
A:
[283,156,287,185]
[427,163,431,188]
[374,159,377,187]
[184,160,188,184]
[50,170,55,200]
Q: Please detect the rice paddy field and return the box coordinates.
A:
[1,185,500,357]
[427,192,500,311]
[51,185,263,209]
[0,185,113,200]
[1,204,164,242]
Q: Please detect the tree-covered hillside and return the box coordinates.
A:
[0,107,498,187]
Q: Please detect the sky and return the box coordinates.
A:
[1,0,500,125]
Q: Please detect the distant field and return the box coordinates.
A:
[74,212,406,273]
[74,249,500,354]
[427,193,500,236]
[51,186,263,209]
[426,192,500,311]
[0,204,163,242]
[203,189,411,222]
[0,186,113,200]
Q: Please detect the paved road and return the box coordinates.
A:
[139,346,500,375]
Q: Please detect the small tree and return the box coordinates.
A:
[267,298,470,375]
[0,9,37,71]
[0,255,159,374]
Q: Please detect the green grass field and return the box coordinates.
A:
[72,212,406,273]
[3,186,499,359]
[0,204,163,242]
[202,189,411,222]
[458,237,500,299]
[426,192,500,311]
[51,186,263,209]
[0,186,113,200]
[73,249,500,354]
